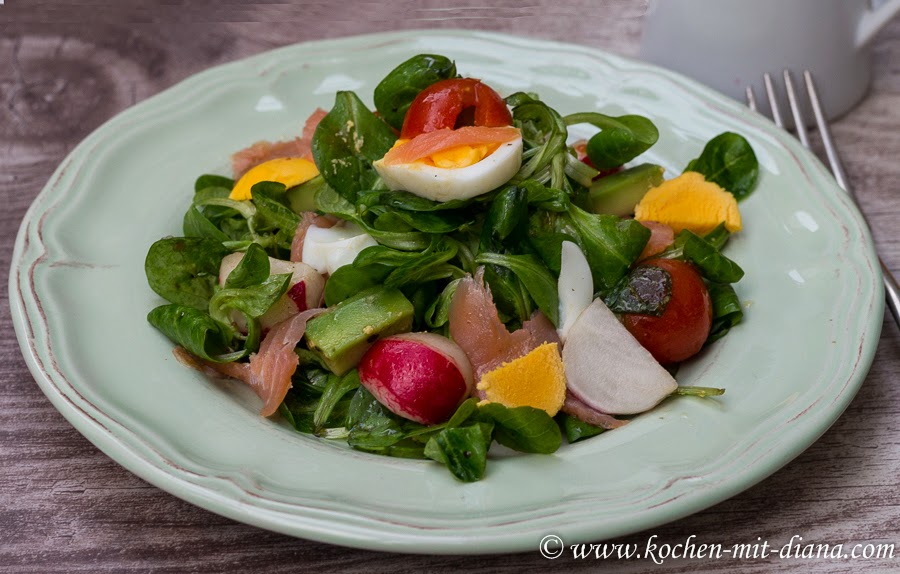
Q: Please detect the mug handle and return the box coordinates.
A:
[856,0,900,47]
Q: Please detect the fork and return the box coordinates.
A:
[746,70,900,329]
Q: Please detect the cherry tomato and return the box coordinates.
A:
[623,258,712,364]
[400,78,513,139]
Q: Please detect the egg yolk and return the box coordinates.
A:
[634,172,742,235]
[229,157,319,201]
[477,342,567,416]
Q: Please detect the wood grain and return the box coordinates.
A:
[2,2,900,572]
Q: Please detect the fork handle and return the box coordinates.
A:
[880,258,900,327]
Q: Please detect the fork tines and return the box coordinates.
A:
[747,70,900,329]
[746,70,851,194]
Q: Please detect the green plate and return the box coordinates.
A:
[9,30,882,554]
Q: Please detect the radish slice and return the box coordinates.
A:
[557,241,593,343]
[562,298,677,415]
[358,332,473,425]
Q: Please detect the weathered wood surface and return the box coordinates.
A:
[2,2,899,572]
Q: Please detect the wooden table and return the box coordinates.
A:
[2,2,899,572]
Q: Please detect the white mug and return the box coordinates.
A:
[639,0,900,119]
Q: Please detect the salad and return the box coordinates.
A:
[144,54,757,482]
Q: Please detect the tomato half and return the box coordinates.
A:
[623,258,712,364]
[400,78,513,139]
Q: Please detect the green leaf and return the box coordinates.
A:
[564,151,600,188]
[347,388,408,449]
[424,424,491,482]
[355,439,429,459]
[280,386,323,434]
[703,222,731,251]
[566,204,651,292]
[250,182,302,234]
[679,230,745,283]
[223,243,270,289]
[480,185,529,252]
[208,273,291,328]
[565,112,659,170]
[352,244,422,267]
[385,208,471,234]
[685,132,759,200]
[183,205,229,241]
[527,210,580,275]
[147,304,233,362]
[145,237,229,310]
[372,211,415,233]
[557,413,606,444]
[478,403,562,454]
[314,184,357,219]
[312,91,397,202]
[507,92,569,186]
[707,282,744,343]
[605,265,672,316]
[358,189,473,212]
[424,278,461,329]
[385,239,458,288]
[475,252,560,326]
[445,398,479,428]
[484,264,532,325]
[356,219,431,252]
[313,370,361,431]
[402,398,480,445]
[522,180,570,212]
[373,54,457,130]
[195,174,235,193]
[323,263,391,307]
[315,187,432,252]
[194,188,257,220]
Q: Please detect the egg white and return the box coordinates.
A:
[373,136,523,202]
[301,222,378,275]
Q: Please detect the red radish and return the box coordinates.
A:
[357,333,474,425]
[218,253,325,331]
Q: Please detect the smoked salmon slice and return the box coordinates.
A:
[174,307,326,417]
[249,308,326,416]
[381,126,521,166]
[231,108,327,179]
[449,267,559,383]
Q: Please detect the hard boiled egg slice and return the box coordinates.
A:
[301,221,378,275]
[373,126,523,202]
[229,157,319,201]
[634,172,742,235]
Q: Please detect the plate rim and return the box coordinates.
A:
[9,28,884,554]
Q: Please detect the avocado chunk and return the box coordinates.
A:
[304,287,414,375]
[589,163,664,216]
